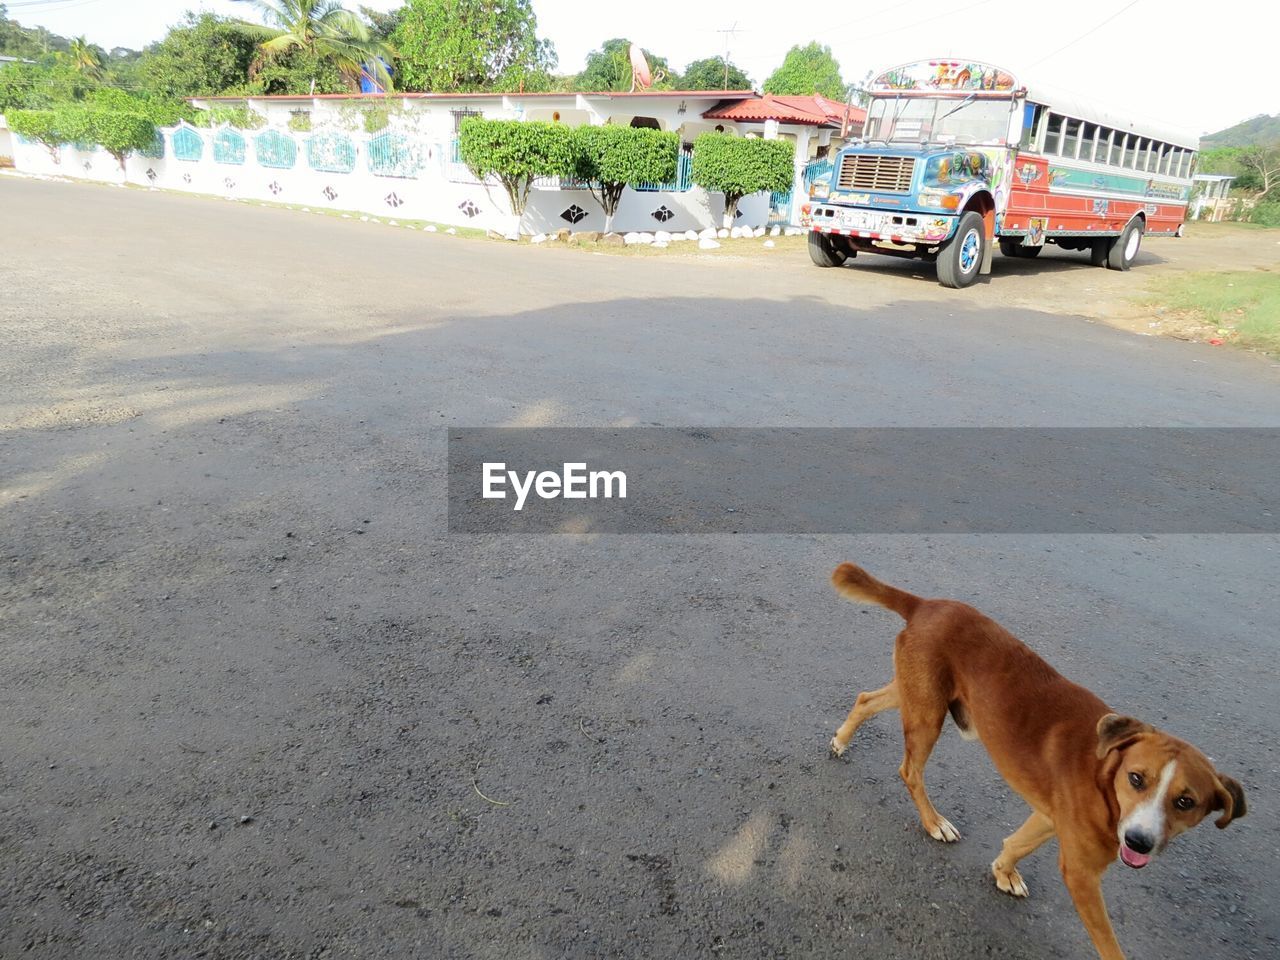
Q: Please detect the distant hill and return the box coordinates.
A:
[1202,113,1280,148]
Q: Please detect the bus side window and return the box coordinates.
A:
[1062,118,1081,158]
[1081,122,1097,162]
[1045,113,1063,155]
[1102,128,1117,166]
[1020,103,1043,150]
[1160,144,1174,176]
[1120,134,1134,168]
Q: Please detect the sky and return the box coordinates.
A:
[7,0,1272,137]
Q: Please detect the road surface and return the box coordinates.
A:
[2,177,1278,959]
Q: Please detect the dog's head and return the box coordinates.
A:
[1097,714,1246,869]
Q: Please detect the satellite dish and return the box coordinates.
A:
[629,43,665,91]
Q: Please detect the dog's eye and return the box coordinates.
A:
[1174,795,1195,811]
[1128,772,1145,790]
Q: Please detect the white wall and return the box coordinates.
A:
[10,121,776,234]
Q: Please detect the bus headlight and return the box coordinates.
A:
[809,179,831,200]
[918,191,961,210]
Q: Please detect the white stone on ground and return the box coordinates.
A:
[770,225,782,236]
[784,227,803,236]
[754,226,766,237]
[445,227,457,234]
[424,224,437,232]
[763,239,775,248]
[652,241,668,249]
[716,228,729,238]
[685,229,700,240]
[531,233,548,244]
[654,230,671,242]
[698,238,721,250]
[698,227,717,240]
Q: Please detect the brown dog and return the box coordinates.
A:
[827,562,1245,960]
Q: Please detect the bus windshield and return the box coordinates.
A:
[864,96,1011,146]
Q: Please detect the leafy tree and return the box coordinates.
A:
[1237,143,1280,197]
[763,42,845,100]
[84,87,195,126]
[11,103,156,169]
[691,132,794,226]
[571,124,679,230]
[680,56,751,92]
[84,109,157,169]
[248,46,346,94]
[233,0,393,92]
[394,0,556,92]
[65,36,103,77]
[0,4,71,59]
[359,4,403,40]
[138,13,260,99]
[576,38,674,92]
[458,116,573,217]
[0,60,97,112]
[9,108,80,160]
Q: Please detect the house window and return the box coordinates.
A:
[451,109,480,135]
[629,116,661,130]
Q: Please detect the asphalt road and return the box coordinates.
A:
[2,176,1278,960]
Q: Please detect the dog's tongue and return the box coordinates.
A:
[1120,846,1151,869]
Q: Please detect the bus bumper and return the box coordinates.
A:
[802,203,956,246]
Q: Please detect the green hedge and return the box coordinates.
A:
[10,105,157,169]
[458,117,574,217]
[571,124,679,228]
[691,132,794,226]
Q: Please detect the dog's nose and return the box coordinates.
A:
[1123,829,1155,854]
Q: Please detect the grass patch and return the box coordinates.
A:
[1145,270,1280,353]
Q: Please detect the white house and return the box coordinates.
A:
[8,87,862,234]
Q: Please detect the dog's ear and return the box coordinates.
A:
[1096,714,1153,759]
[1212,774,1246,829]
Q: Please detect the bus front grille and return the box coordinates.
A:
[837,155,916,193]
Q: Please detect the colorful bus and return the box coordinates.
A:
[802,59,1198,287]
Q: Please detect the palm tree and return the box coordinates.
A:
[66,36,103,78]
[233,0,394,92]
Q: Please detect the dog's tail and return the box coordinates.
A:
[831,563,921,620]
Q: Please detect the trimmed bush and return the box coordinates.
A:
[458,117,573,218]
[571,124,679,230]
[10,105,156,170]
[691,132,795,226]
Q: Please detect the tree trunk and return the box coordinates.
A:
[722,193,741,229]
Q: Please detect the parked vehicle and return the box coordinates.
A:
[803,59,1198,287]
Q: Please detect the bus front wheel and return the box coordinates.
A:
[937,211,986,288]
[1107,220,1144,271]
[808,231,849,268]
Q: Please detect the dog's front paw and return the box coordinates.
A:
[829,735,849,759]
[926,816,962,842]
[991,861,1029,897]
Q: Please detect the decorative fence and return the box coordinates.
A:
[12,122,782,233]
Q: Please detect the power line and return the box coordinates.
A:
[1028,0,1143,67]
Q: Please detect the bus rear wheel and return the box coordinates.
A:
[1107,219,1144,271]
[937,211,986,288]
[808,231,848,268]
[999,238,1040,258]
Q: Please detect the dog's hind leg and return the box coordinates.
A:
[830,680,899,758]
[991,811,1054,897]
[898,707,960,842]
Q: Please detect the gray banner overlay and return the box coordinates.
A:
[447,428,1279,534]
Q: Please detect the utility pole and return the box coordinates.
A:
[714,22,739,89]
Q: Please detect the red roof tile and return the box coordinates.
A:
[702,94,866,126]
